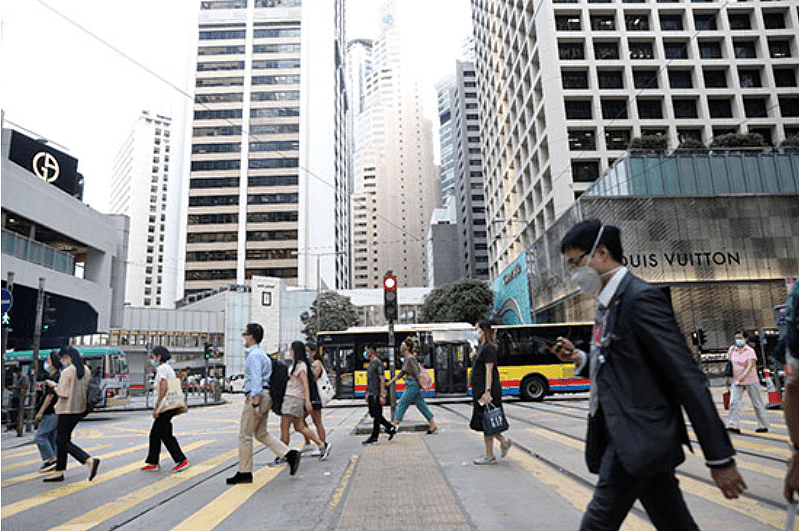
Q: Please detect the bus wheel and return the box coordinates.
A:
[521,375,548,401]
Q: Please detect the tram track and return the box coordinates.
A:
[434,400,790,514]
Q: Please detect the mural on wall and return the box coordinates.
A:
[492,253,532,325]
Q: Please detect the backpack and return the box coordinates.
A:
[267,354,289,415]
[86,376,103,413]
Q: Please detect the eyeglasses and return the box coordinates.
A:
[566,252,588,270]
[242,332,252,337]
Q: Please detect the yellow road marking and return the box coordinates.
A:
[168,461,284,531]
[47,448,238,531]
[1,440,210,518]
[328,455,359,510]
[2,445,109,472]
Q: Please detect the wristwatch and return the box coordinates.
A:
[252,402,260,408]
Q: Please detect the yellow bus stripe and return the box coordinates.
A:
[1,445,110,472]
[46,448,238,531]
[1,440,211,518]
[168,462,284,531]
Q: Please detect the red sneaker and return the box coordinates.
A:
[172,460,189,472]
[141,464,160,471]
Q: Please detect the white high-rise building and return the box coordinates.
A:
[110,111,175,308]
[436,74,458,203]
[471,0,799,277]
[347,1,440,289]
[184,0,348,297]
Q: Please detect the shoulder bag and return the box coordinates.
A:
[315,367,335,407]
[481,402,509,436]
[417,368,433,391]
[156,378,188,415]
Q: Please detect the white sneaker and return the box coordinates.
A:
[304,446,322,457]
[301,443,316,453]
[500,438,512,458]
[473,454,497,465]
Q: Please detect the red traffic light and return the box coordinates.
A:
[383,275,397,290]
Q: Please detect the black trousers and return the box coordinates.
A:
[580,442,699,531]
[368,395,393,440]
[146,409,186,465]
[56,413,90,471]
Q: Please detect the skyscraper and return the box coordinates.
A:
[110,111,174,307]
[184,0,347,296]
[471,0,799,277]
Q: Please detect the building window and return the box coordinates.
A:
[625,14,649,31]
[703,69,727,88]
[738,69,761,88]
[668,70,693,88]
[699,41,722,59]
[728,13,751,30]
[774,68,797,88]
[556,14,582,30]
[572,161,600,182]
[565,100,593,119]
[590,15,615,30]
[763,12,786,29]
[568,129,596,150]
[659,14,683,31]
[594,42,620,60]
[749,128,772,147]
[733,41,757,59]
[673,99,699,118]
[597,70,624,89]
[708,98,733,118]
[633,70,659,89]
[629,41,654,59]
[562,70,589,89]
[694,14,717,31]
[605,129,632,150]
[559,42,585,60]
[678,128,702,143]
[780,97,799,117]
[601,99,628,119]
[637,100,663,119]
[743,98,768,118]
[769,40,792,58]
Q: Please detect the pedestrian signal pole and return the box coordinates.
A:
[383,271,398,416]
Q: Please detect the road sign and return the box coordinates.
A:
[1,289,12,314]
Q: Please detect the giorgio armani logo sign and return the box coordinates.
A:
[8,130,81,198]
[32,152,60,183]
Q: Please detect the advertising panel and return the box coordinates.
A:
[492,252,532,325]
[8,130,83,198]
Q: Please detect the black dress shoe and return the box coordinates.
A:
[388,426,397,441]
[43,474,64,482]
[726,427,741,434]
[285,449,300,476]
[226,472,253,484]
[88,458,100,481]
[755,428,769,433]
[362,438,377,445]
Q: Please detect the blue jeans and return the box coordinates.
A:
[393,379,433,422]
[35,413,58,461]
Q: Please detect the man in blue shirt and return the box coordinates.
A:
[226,323,300,484]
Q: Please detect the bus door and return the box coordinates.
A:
[333,347,355,399]
[433,342,470,394]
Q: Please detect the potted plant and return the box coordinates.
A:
[628,135,668,153]
[675,138,708,153]
[710,132,767,153]
[779,134,799,152]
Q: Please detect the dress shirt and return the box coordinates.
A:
[576,267,629,374]
[243,344,272,397]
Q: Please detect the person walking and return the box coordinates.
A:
[726,330,769,434]
[280,341,330,460]
[34,351,61,472]
[386,338,437,434]
[44,346,100,483]
[362,347,397,444]
[227,323,300,485]
[141,346,189,472]
[300,342,328,457]
[553,219,746,530]
[778,277,799,502]
[470,319,512,464]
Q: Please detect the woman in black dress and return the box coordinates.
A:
[470,319,512,464]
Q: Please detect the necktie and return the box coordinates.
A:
[589,302,608,416]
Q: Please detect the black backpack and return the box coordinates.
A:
[86,376,103,413]
[267,354,289,415]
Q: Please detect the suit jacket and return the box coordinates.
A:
[579,272,734,477]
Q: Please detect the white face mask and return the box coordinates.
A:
[570,226,605,295]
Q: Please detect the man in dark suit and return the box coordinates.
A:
[554,219,746,530]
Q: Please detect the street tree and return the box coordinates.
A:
[419,279,493,324]
[301,291,360,342]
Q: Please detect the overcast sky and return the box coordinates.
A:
[2,0,472,212]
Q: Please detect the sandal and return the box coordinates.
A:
[426,426,438,434]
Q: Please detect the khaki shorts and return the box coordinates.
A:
[282,395,306,417]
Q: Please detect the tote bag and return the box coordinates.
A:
[156,378,188,415]
[481,402,509,436]
[315,367,335,407]
[417,369,433,391]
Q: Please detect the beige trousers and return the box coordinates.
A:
[238,394,289,473]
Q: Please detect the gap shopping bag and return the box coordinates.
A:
[481,402,509,436]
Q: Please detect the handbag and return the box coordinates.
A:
[417,368,433,391]
[481,402,509,436]
[156,378,188,415]
[723,390,731,410]
[315,367,335,407]
[725,360,733,378]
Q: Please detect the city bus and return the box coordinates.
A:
[317,321,593,401]
[4,346,131,408]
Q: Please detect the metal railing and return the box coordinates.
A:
[1,229,75,275]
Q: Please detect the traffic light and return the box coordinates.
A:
[42,295,56,333]
[383,272,398,322]
[697,328,707,346]
[691,330,699,346]
[204,342,211,360]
